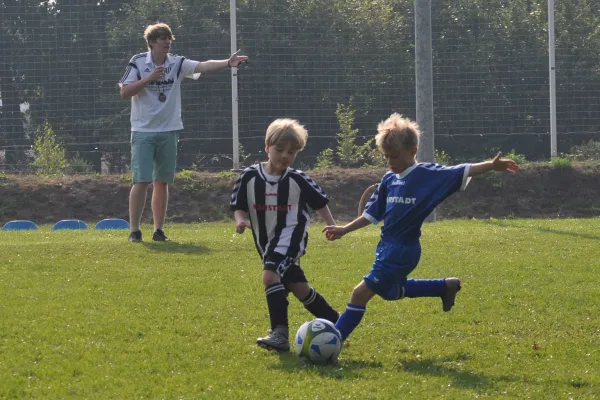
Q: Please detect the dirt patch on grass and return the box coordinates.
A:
[0,163,599,225]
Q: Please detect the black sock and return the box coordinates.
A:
[265,283,289,336]
[301,288,339,324]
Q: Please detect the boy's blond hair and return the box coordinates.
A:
[265,119,308,151]
[144,23,175,50]
[375,113,421,151]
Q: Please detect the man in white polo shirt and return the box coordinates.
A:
[119,23,248,242]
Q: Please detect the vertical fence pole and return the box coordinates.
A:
[548,0,557,158]
[415,0,435,222]
[230,0,240,169]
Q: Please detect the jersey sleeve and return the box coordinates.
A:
[362,176,388,225]
[230,169,250,212]
[295,172,329,210]
[426,163,471,197]
[179,58,201,80]
[118,56,141,87]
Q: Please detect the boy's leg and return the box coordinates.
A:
[377,277,461,312]
[287,278,339,324]
[257,256,291,351]
[376,241,462,311]
[403,278,445,297]
[335,280,375,341]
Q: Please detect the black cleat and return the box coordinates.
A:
[441,277,461,312]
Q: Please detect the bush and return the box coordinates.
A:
[314,148,335,170]
[335,104,371,168]
[568,139,600,161]
[69,152,94,174]
[216,170,238,179]
[177,169,195,180]
[551,157,571,169]
[434,149,452,165]
[30,121,68,176]
[503,149,528,165]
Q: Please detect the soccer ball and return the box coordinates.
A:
[295,318,343,364]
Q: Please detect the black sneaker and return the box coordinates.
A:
[152,229,170,242]
[128,230,143,243]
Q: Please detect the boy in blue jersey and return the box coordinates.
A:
[323,113,518,342]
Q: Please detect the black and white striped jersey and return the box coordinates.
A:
[230,163,329,260]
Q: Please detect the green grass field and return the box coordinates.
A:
[1,219,599,399]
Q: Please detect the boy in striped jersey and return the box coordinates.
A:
[323,113,519,343]
[230,119,339,352]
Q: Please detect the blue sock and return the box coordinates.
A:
[335,303,366,341]
[404,278,446,298]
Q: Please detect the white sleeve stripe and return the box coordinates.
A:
[362,212,379,225]
[119,66,134,84]
[461,165,472,191]
[229,176,244,204]
[296,171,327,197]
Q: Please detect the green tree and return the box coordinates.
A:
[31,121,68,175]
[335,104,372,168]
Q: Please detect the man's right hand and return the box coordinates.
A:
[147,66,165,82]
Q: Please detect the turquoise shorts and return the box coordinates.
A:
[130,131,179,184]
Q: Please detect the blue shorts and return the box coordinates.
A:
[363,239,421,298]
[130,131,179,184]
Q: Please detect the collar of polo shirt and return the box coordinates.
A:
[145,52,175,68]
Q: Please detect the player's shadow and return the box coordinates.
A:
[396,352,515,390]
[270,352,383,380]
[142,241,210,254]
[483,219,600,241]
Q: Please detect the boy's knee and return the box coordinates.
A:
[262,270,280,287]
[379,284,404,301]
[288,282,311,300]
[349,281,375,306]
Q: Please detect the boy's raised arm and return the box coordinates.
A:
[469,152,519,177]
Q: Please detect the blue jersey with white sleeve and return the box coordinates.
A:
[363,163,471,244]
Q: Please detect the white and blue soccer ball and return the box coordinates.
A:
[295,318,343,364]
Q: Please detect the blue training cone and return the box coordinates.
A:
[95,218,130,230]
[2,220,38,231]
[52,219,88,231]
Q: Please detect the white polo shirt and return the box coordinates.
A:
[119,52,201,132]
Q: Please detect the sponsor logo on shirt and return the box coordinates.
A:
[150,78,175,86]
[390,180,405,186]
[387,196,416,205]
[253,204,292,211]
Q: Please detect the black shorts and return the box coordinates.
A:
[263,253,308,288]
